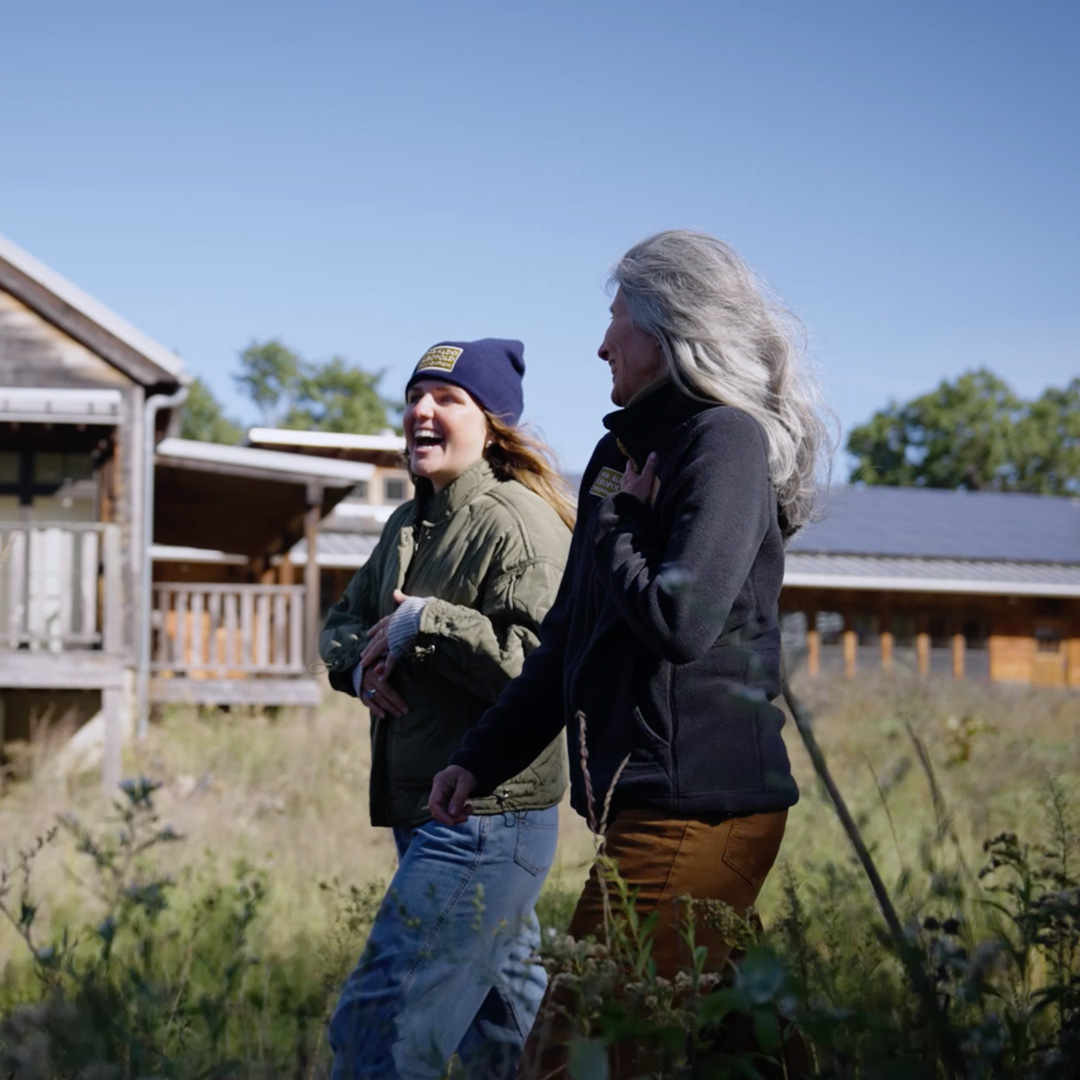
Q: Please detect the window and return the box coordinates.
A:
[0,452,19,485]
[815,611,844,645]
[0,449,97,522]
[1035,627,1063,654]
[853,612,880,644]
[384,477,407,503]
[350,481,369,501]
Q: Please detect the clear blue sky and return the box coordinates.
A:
[3,0,1077,472]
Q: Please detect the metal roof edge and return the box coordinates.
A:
[247,427,406,451]
[155,437,376,483]
[782,572,1080,598]
[788,548,1080,569]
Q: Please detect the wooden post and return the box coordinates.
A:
[880,630,894,672]
[278,552,295,586]
[304,482,323,670]
[952,632,966,680]
[916,631,931,676]
[806,609,820,677]
[102,684,123,795]
[102,525,123,656]
[843,628,857,679]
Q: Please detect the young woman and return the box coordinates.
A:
[320,338,573,1080]
[429,232,831,1075]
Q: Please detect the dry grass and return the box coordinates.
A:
[1,672,1077,955]
[760,669,1080,918]
[0,692,596,953]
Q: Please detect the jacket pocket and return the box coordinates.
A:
[631,656,673,747]
[631,705,669,748]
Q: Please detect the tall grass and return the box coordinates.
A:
[0,673,1077,1077]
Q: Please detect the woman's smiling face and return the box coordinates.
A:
[403,379,490,492]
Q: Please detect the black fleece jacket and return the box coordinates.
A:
[450,381,798,822]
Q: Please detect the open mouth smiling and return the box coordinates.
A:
[412,432,445,448]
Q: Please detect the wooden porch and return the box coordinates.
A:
[1,525,321,708]
[149,582,320,707]
[1,522,126,683]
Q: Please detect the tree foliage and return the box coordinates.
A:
[235,339,393,433]
[847,368,1080,494]
[179,378,243,444]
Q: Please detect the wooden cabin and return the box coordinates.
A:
[245,428,413,608]
[0,231,190,789]
[781,487,1080,687]
[148,438,373,707]
[0,234,370,790]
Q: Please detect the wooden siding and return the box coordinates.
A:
[0,291,129,389]
[782,587,1080,688]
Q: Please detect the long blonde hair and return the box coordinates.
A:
[484,415,576,530]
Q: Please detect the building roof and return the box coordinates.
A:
[0,231,188,389]
[248,427,405,453]
[785,552,1080,598]
[246,427,407,469]
[790,487,1080,564]
[0,387,123,424]
[153,438,372,559]
[287,532,381,568]
[156,438,376,485]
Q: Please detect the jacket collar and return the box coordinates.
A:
[414,458,497,524]
[602,379,715,471]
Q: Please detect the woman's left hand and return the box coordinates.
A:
[620,452,658,503]
[359,589,412,677]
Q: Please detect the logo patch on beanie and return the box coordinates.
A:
[415,345,464,373]
[589,466,624,498]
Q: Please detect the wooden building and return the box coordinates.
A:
[0,231,190,789]
[244,427,413,609]
[148,438,373,708]
[0,234,370,789]
[781,487,1080,687]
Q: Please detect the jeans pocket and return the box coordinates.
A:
[512,810,559,876]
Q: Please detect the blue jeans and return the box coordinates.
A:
[329,807,558,1080]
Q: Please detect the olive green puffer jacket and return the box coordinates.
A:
[320,459,571,828]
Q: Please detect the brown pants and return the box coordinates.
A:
[521,808,788,1080]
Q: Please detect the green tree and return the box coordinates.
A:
[179,378,243,444]
[1013,378,1080,495]
[281,356,391,434]
[234,339,392,434]
[234,340,302,427]
[847,369,1080,494]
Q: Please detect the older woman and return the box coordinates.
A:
[321,338,573,1080]
[430,231,830,1074]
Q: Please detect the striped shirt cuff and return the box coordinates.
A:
[387,596,431,656]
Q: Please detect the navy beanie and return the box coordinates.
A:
[405,338,525,425]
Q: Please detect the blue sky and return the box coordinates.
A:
[3,0,1077,471]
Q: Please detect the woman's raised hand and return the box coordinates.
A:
[427,765,478,825]
[620,451,658,503]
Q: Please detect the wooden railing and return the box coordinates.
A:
[151,584,307,677]
[0,523,122,652]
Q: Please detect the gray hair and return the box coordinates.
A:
[612,229,833,537]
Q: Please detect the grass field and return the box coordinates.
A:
[1,672,1078,1077]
